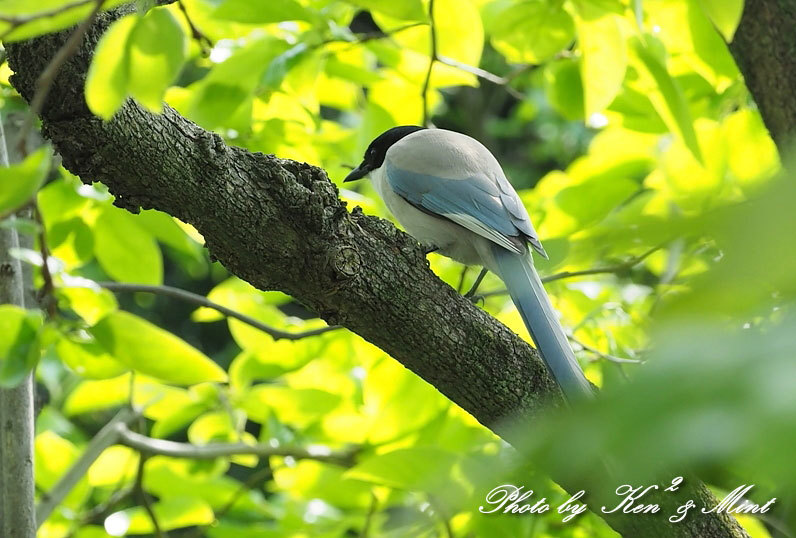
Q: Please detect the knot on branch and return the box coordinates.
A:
[328,244,361,279]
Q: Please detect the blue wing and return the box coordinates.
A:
[384,160,547,258]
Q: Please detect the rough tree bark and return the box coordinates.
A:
[8,2,788,536]
[729,0,796,155]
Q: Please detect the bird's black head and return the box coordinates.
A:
[344,125,426,182]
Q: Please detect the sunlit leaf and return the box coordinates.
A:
[0,0,128,42]
[345,0,425,20]
[93,205,163,285]
[85,14,137,120]
[90,311,227,385]
[0,305,43,388]
[56,334,128,379]
[484,0,575,64]
[346,447,459,490]
[631,36,703,163]
[696,0,744,41]
[212,0,314,23]
[108,496,214,534]
[575,3,627,118]
[127,8,186,112]
[0,146,51,216]
[87,445,139,486]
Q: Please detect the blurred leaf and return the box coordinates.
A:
[35,430,92,509]
[0,146,50,216]
[58,284,118,325]
[212,0,314,23]
[109,496,214,534]
[48,217,94,269]
[346,447,459,490]
[696,0,744,41]
[87,445,139,486]
[484,0,575,64]
[90,311,227,385]
[273,460,373,508]
[0,305,43,388]
[544,59,585,120]
[631,36,703,163]
[85,14,136,120]
[93,205,163,285]
[0,0,127,42]
[56,334,128,379]
[137,210,201,258]
[346,0,425,20]
[127,8,186,112]
[241,386,340,428]
[37,176,90,226]
[145,456,272,516]
[575,3,627,118]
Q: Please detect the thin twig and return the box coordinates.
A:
[35,408,137,527]
[116,424,358,466]
[96,282,342,341]
[79,486,133,525]
[421,0,437,126]
[568,334,642,364]
[176,0,212,55]
[436,55,525,100]
[477,245,661,299]
[359,491,379,538]
[32,204,56,317]
[134,452,165,538]
[14,0,105,156]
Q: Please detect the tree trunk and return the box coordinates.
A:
[4,4,773,536]
[0,118,36,538]
[729,0,796,155]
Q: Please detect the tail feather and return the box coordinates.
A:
[491,245,593,402]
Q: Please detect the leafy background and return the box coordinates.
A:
[1,0,793,536]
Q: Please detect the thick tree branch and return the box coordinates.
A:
[729,0,796,155]
[6,9,748,537]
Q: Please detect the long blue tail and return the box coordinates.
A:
[491,245,593,402]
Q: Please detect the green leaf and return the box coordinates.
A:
[575,4,627,118]
[345,0,425,21]
[56,334,128,379]
[696,0,744,41]
[87,445,139,486]
[85,14,137,120]
[241,386,341,427]
[0,306,43,388]
[63,374,130,415]
[346,447,459,490]
[555,176,638,228]
[263,43,312,89]
[58,285,118,325]
[544,59,585,120]
[0,0,128,42]
[137,210,201,258]
[109,497,214,534]
[128,8,186,112]
[484,0,575,64]
[212,0,314,23]
[93,205,163,285]
[631,36,703,163]
[0,146,51,216]
[90,311,227,385]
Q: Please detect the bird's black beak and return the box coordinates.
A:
[344,162,372,182]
